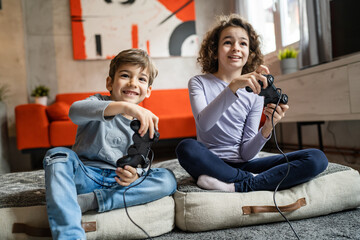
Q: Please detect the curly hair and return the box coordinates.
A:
[108,48,158,86]
[197,14,264,75]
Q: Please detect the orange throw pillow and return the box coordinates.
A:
[46,102,70,121]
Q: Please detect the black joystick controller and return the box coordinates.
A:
[245,74,288,105]
[116,120,160,168]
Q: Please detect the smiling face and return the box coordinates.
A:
[216,26,250,75]
[106,64,151,104]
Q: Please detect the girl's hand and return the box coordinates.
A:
[115,165,139,186]
[229,65,270,94]
[261,103,290,138]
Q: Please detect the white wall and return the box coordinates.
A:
[0,0,27,136]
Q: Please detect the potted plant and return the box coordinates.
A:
[278,47,299,74]
[0,83,10,173]
[0,84,9,123]
[0,84,9,102]
[31,85,50,106]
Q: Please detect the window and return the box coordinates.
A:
[279,0,300,47]
[236,0,300,55]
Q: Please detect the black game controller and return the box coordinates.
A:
[116,120,160,168]
[245,74,288,105]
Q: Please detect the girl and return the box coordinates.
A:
[176,14,328,192]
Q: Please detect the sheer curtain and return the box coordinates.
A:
[235,0,277,55]
[299,0,332,69]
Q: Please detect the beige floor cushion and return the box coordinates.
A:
[0,170,175,240]
[155,155,360,232]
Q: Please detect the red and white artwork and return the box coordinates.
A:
[70,0,198,60]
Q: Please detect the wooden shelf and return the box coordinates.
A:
[275,53,360,122]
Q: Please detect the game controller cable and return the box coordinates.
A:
[116,120,160,240]
[85,139,154,239]
[122,151,154,240]
[246,74,299,239]
[269,88,300,240]
[75,119,155,238]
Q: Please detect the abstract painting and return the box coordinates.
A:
[70,0,198,60]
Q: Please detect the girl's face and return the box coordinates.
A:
[106,64,151,104]
[217,26,250,74]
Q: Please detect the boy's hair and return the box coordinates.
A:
[198,14,264,75]
[108,48,158,86]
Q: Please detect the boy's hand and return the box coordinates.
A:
[135,107,159,139]
[124,103,159,139]
[261,103,289,138]
[115,165,139,186]
[104,102,159,138]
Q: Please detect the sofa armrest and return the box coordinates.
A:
[15,104,51,150]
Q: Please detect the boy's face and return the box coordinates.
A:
[217,26,250,74]
[106,64,152,104]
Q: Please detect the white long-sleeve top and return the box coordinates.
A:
[188,74,270,163]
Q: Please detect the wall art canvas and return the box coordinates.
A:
[70,0,198,60]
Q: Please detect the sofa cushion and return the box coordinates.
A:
[0,169,175,239]
[55,92,108,106]
[55,92,144,107]
[46,102,70,121]
[154,156,360,232]
[157,115,196,139]
[15,104,51,150]
[141,89,196,139]
[49,121,78,147]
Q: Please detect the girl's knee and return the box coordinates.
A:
[176,140,189,165]
[176,138,200,166]
[176,139,196,156]
[306,149,328,174]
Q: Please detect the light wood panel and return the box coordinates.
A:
[274,53,360,122]
[348,62,360,114]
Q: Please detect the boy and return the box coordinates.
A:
[43,49,177,239]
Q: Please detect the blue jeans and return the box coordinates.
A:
[43,147,177,240]
[176,139,328,192]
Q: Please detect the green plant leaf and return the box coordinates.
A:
[0,84,10,101]
[278,47,298,60]
[31,85,50,97]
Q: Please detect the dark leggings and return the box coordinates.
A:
[175,139,328,192]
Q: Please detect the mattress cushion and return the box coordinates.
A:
[0,169,174,239]
[154,154,360,232]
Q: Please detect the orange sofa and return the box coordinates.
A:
[15,89,197,151]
